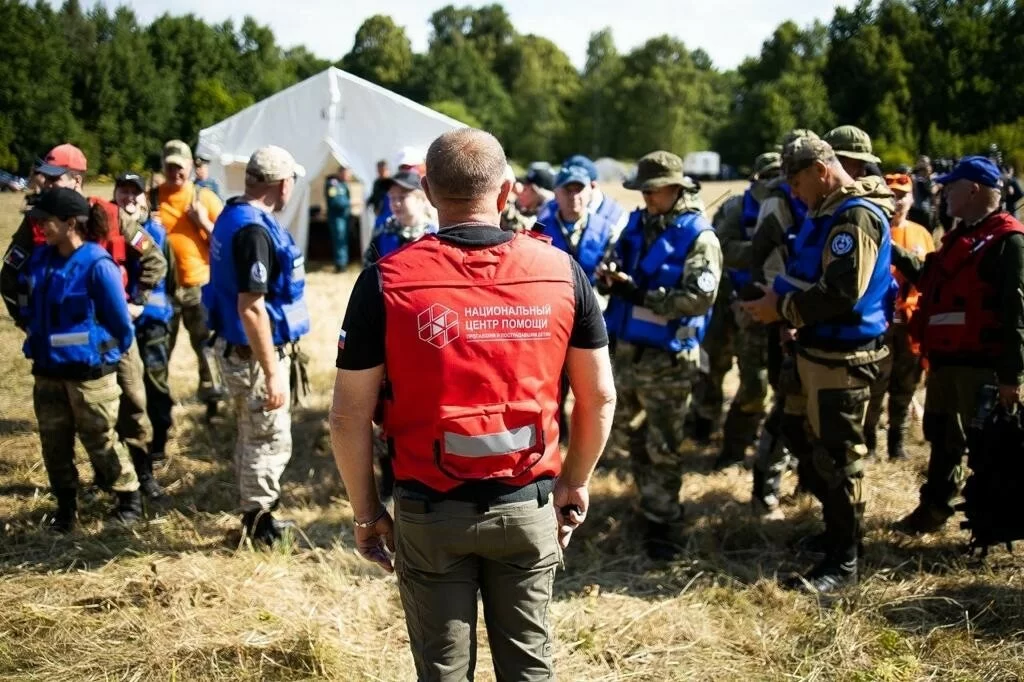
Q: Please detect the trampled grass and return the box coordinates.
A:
[1,184,1022,681]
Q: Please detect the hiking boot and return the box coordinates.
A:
[785,556,858,594]
[687,415,714,445]
[50,489,77,534]
[130,446,164,500]
[643,519,682,561]
[242,509,295,548]
[894,504,949,535]
[110,490,143,526]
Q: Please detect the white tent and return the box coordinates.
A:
[196,67,465,254]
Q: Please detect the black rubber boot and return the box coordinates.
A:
[689,415,714,445]
[242,509,295,548]
[50,488,77,534]
[894,504,949,535]
[643,519,682,561]
[130,446,164,500]
[111,490,143,526]
[887,428,908,461]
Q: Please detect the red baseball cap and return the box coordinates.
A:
[37,144,88,177]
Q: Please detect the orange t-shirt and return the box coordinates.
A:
[158,182,223,287]
[891,218,935,325]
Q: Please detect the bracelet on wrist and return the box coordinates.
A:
[353,506,387,528]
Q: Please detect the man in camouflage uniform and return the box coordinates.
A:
[599,151,722,560]
[747,130,818,519]
[700,152,781,469]
[741,137,895,592]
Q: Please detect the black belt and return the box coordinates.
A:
[395,478,554,514]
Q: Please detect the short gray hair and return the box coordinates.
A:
[425,129,507,200]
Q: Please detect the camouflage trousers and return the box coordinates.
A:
[782,349,883,559]
[615,341,698,524]
[170,285,221,401]
[719,318,770,458]
[864,325,924,454]
[136,320,173,454]
[216,339,293,512]
[919,365,996,517]
[692,287,736,425]
[34,373,139,493]
[116,338,152,452]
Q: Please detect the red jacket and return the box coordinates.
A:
[914,211,1024,358]
[378,232,576,493]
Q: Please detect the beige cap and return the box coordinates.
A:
[246,145,306,182]
[782,137,838,178]
[162,139,192,167]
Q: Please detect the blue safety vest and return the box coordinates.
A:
[594,195,624,228]
[204,201,310,347]
[22,242,123,372]
[773,196,894,345]
[129,216,173,326]
[536,210,615,283]
[779,182,808,260]
[604,210,714,352]
[725,187,762,290]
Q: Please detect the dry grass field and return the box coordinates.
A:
[1,182,1023,681]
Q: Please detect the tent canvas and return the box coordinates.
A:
[196,67,465,255]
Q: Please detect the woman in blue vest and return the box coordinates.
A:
[20,188,141,532]
[362,169,436,267]
[115,173,175,475]
[536,165,617,283]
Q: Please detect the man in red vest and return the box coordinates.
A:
[893,156,1024,534]
[331,128,615,681]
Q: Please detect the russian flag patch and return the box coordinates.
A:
[338,328,347,350]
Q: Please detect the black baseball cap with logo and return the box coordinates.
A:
[115,172,146,193]
[28,187,90,221]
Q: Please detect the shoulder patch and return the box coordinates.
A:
[830,232,855,257]
[697,270,717,293]
[251,261,268,284]
[3,245,29,270]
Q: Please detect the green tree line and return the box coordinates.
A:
[2,0,1022,176]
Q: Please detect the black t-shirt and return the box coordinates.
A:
[232,225,277,294]
[337,224,608,370]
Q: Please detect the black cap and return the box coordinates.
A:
[522,167,555,191]
[28,187,89,221]
[195,153,212,165]
[115,172,146,193]
[384,169,422,192]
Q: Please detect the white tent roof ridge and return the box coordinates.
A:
[197,67,465,255]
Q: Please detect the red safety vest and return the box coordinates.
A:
[88,197,128,293]
[378,232,576,493]
[914,212,1024,358]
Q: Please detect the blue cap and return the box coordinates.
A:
[562,155,598,182]
[555,165,592,189]
[935,155,1002,188]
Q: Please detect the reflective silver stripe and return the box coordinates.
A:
[146,292,167,307]
[444,425,538,458]
[929,312,966,326]
[50,332,90,347]
[292,256,306,281]
[631,306,669,326]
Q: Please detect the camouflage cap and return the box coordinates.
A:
[777,129,820,152]
[162,139,192,167]
[246,145,306,183]
[782,137,837,178]
[823,125,880,163]
[753,152,782,177]
[624,150,694,191]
